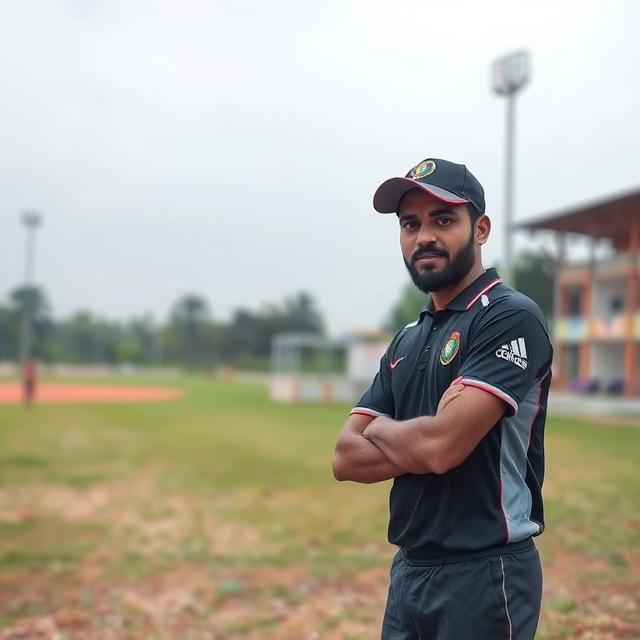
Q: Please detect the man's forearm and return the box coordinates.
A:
[363,416,440,475]
[362,387,508,476]
[333,433,405,483]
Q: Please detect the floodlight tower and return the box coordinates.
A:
[491,50,530,285]
[19,210,43,367]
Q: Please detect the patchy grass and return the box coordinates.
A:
[0,376,638,638]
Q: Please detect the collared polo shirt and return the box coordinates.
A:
[351,268,553,553]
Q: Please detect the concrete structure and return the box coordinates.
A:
[519,188,640,395]
[270,331,389,403]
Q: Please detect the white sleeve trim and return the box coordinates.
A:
[459,378,519,414]
[350,407,390,418]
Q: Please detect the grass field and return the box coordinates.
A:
[0,376,639,639]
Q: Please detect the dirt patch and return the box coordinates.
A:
[1,478,638,638]
[0,485,113,523]
[0,478,388,638]
[0,383,182,405]
[541,546,640,639]
[0,563,389,640]
[4,549,637,639]
[1,534,639,639]
[0,478,265,563]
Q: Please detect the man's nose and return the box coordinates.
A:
[416,225,438,246]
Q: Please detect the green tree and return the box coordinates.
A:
[54,311,102,363]
[0,304,19,361]
[512,250,554,320]
[386,282,427,332]
[282,291,325,335]
[122,314,157,364]
[219,291,325,366]
[166,294,214,368]
[7,285,54,360]
[220,307,279,361]
[9,285,50,323]
[50,311,163,365]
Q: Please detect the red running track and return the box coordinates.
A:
[0,383,183,404]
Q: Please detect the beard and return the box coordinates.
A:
[404,230,476,294]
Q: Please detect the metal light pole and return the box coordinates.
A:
[19,210,43,367]
[491,50,530,285]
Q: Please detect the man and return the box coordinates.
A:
[332,158,552,640]
[23,358,38,407]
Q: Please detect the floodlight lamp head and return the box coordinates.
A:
[21,210,42,228]
[492,50,530,96]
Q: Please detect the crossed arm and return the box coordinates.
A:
[331,412,404,483]
[332,382,508,482]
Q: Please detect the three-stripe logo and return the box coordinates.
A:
[495,337,528,370]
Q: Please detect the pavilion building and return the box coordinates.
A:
[519,188,640,396]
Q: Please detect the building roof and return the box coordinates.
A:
[516,187,640,249]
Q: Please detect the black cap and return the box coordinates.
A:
[373,158,485,215]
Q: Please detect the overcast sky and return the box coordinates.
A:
[1,0,639,335]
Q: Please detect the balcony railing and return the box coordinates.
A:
[559,254,640,280]
[592,315,630,339]
[593,253,635,274]
[556,317,589,341]
[557,314,639,340]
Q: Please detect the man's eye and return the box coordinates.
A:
[437,217,452,226]
[402,220,418,230]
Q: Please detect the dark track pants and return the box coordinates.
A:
[381,539,542,640]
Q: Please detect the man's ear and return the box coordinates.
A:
[475,215,491,246]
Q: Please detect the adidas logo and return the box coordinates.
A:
[495,338,528,370]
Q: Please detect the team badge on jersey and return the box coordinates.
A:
[410,159,436,180]
[440,331,460,365]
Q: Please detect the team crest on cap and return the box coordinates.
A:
[440,331,460,365]
[410,159,436,180]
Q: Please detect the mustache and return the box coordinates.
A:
[412,245,449,264]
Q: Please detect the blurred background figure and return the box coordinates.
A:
[22,358,37,406]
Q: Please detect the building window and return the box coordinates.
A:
[568,287,582,316]
[610,295,623,314]
[566,344,580,380]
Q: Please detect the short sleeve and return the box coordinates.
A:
[350,349,395,418]
[458,306,552,416]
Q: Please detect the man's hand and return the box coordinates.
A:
[437,377,464,414]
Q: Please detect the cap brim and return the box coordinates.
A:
[373,177,469,213]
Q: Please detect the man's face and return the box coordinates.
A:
[398,189,478,294]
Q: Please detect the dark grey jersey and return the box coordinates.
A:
[351,269,553,552]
